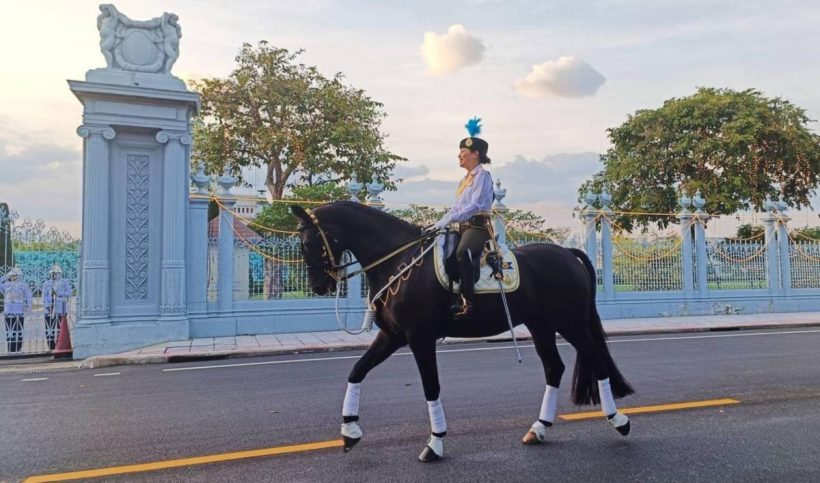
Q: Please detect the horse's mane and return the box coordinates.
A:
[313,201,420,235]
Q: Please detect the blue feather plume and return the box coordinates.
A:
[465,117,482,137]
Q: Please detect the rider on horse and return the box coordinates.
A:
[428,117,494,320]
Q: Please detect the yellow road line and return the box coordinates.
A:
[24,439,343,482]
[26,398,740,481]
[559,398,740,421]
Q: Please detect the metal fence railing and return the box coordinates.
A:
[790,239,820,289]
[704,238,769,290]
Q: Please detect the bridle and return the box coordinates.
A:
[299,208,439,283]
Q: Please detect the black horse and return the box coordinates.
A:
[292,202,634,462]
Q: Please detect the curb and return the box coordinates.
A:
[3,321,816,374]
[81,321,820,370]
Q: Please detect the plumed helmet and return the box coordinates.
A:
[459,117,490,164]
[50,264,63,274]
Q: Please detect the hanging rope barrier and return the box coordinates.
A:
[219,212,305,263]
[787,233,820,262]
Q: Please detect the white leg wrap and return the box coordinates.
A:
[427,399,447,434]
[529,420,550,443]
[608,412,629,429]
[341,421,363,439]
[426,434,444,457]
[342,382,361,417]
[539,385,560,423]
[597,378,617,417]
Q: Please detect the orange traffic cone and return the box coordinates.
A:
[52,314,73,359]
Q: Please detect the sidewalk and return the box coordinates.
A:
[74,311,820,369]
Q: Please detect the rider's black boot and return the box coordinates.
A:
[450,255,476,320]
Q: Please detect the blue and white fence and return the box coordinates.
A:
[189,163,820,336]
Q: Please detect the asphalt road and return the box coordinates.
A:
[2,328,820,482]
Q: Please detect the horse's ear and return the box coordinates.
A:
[290,205,310,223]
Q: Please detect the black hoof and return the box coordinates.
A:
[343,436,361,452]
[418,446,441,462]
[615,421,630,436]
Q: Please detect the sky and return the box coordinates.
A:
[1,0,819,237]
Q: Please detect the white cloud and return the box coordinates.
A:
[514,56,606,98]
[420,24,485,75]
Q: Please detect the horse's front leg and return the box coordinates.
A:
[342,330,406,452]
[409,335,446,462]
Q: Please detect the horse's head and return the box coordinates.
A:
[291,205,346,295]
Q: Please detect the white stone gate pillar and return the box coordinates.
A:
[157,131,192,318]
[77,125,116,321]
[69,5,199,357]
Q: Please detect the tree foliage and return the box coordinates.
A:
[735,223,765,239]
[252,183,352,235]
[580,87,820,231]
[191,41,405,200]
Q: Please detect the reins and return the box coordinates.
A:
[302,207,441,335]
[303,208,439,281]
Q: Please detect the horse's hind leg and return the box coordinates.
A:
[565,332,632,436]
[408,335,447,462]
[341,330,406,452]
[522,328,565,445]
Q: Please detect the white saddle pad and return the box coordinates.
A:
[432,234,520,294]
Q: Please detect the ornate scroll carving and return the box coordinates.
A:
[125,154,150,300]
[97,4,182,74]
[77,125,116,140]
[155,131,192,145]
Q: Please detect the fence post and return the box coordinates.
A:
[599,188,614,300]
[678,192,694,298]
[692,190,709,297]
[583,189,598,271]
[775,197,792,295]
[216,167,237,313]
[346,177,363,306]
[187,162,210,316]
[762,198,781,295]
[492,179,508,247]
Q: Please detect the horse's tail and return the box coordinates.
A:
[567,248,635,405]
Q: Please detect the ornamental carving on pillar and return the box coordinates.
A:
[155,131,192,145]
[125,155,150,300]
[77,125,116,140]
[97,4,182,74]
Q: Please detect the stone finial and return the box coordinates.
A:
[775,196,788,214]
[599,186,612,211]
[191,162,210,194]
[763,195,775,213]
[584,188,598,207]
[365,177,384,210]
[692,190,706,212]
[347,173,363,202]
[493,178,508,211]
[216,166,236,195]
[678,191,692,213]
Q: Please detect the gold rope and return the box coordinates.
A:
[787,233,820,262]
[220,212,305,263]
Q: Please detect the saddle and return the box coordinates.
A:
[433,232,519,294]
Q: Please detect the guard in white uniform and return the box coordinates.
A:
[1,267,32,352]
[42,265,72,350]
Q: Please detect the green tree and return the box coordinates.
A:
[191,41,405,200]
[580,87,820,231]
[252,183,351,235]
[735,224,765,239]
